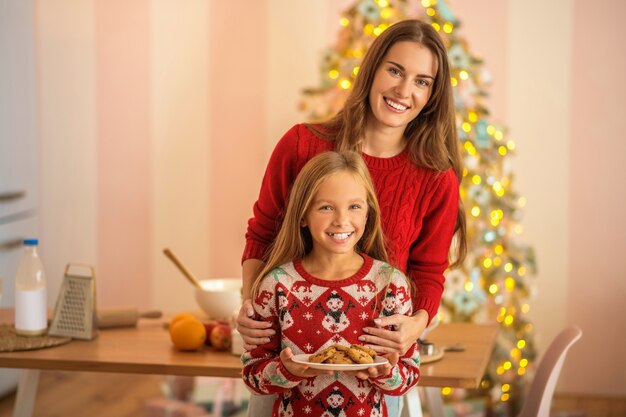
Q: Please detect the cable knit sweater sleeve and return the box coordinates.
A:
[408,168,459,320]
[242,126,301,262]
[243,125,331,262]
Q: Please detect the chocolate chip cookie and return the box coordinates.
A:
[309,346,337,363]
[351,344,377,359]
[346,346,375,364]
[325,350,354,364]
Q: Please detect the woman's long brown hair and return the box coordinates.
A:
[310,19,467,267]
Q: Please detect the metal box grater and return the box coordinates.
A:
[48,263,98,340]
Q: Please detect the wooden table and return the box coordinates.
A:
[0,309,498,417]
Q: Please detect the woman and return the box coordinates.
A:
[238,19,466,416]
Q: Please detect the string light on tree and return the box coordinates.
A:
[299,0,537,414]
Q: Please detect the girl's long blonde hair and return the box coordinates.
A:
[309,19,467,268]
[252,151,389,296]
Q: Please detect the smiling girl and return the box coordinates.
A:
[242,151,420,417]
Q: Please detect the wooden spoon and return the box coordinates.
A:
[163,248,203,289]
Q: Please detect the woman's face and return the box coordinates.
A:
[367,41,437,133]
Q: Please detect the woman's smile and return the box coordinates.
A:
[367,41,437,132]
[384,97,410,112]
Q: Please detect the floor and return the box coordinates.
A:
[0,372,164,417]
[0,371,624,417]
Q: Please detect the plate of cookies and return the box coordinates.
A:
[292,344,388,371]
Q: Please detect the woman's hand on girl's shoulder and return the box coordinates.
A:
[236,299,275,350]
[358,311,428,355]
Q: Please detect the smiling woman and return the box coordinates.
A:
[368,41,437,134]
[237,19,467,417]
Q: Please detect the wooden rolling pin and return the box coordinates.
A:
[97,307,163,329]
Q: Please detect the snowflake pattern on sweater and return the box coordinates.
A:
[241,255,421,417]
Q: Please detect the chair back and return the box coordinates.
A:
[518,326,582,417]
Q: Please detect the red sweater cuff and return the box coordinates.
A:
[413,296,440,326]
[277,361,307,383]
[242,240,268,264]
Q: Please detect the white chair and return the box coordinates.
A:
[518,325,582,417]
[402,325,582,417]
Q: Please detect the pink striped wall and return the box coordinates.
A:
[95,0,152,307]
[207,1,268,277]
[566,0,626,394]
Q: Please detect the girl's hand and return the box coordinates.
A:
[280,347,334,378]
[351,352,399,380]
[359,310,429,355]
[236,299,275,350]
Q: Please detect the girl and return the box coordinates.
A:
[241,151,420,417]
[239,19,466,416]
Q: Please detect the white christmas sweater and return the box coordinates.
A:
[241,254,421,417]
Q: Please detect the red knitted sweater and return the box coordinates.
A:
[243,124,459,320]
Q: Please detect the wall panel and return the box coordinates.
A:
[151,0,211,312]
[95,0,152,307]
[36,0,97,301]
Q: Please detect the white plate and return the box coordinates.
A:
[291,353,389,371]
[421,348,445,364]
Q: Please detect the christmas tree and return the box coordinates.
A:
[300,0,537,414]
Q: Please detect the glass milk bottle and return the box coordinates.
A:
[15,239,48,336]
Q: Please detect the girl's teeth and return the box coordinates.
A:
[385,98,407,110]
[330,232,351,239]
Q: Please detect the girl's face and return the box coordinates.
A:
[367,41,437,134]
[302,171,368,259]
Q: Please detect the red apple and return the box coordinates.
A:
[209,324,232,351]
[203,320,229,346]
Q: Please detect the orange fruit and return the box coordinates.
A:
[169,317,206,351]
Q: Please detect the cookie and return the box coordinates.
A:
[309,346,337,363]
[346,347,374,364]
[325,350,354,364]
[351,344,377,359]
[332,344,350,352]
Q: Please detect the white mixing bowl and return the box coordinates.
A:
[195,278,242,320]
